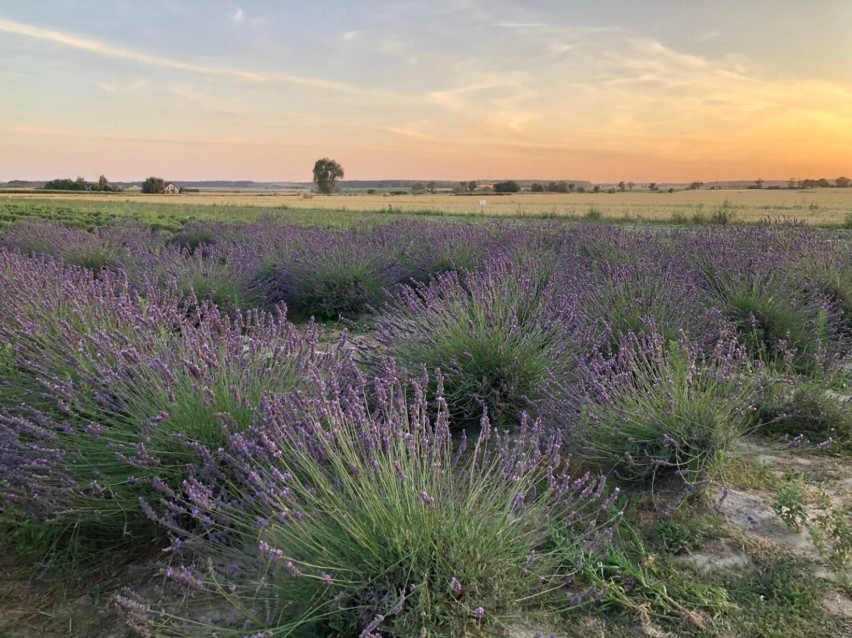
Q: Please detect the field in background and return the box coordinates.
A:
[2,188,852,227]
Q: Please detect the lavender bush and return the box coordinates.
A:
[571,255,722,353]
[0,250,349,556]
[569,330,756,484]
[258,229,403,320]
[371,220,498,282]
[367,256,583,426]
[141,244,265,315]
[687,225,845,376]
[145,369,618,637]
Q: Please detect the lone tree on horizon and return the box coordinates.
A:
[313,158,344,194]
[141,176,165,194]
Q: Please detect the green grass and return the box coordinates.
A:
[714,556,843,638]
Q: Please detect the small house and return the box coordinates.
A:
[164,183,179,194]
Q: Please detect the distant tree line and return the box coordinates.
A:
[529,181,576,193]
[788,177,850,189]
[42,175,122,192]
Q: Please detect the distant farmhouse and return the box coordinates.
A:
[164,183,179,194]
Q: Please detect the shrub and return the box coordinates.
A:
[0,219,165,275]
[690,227,843,376]
[723,281,823,372]
[0,219,90,258]
[790,250,852,340]
[155,246,264,315]
[144,371,618,637]
[569,332,755,484]
[380,221,496,282]
[572,256,721,354]
[259,229,403,320]
[0,251,347,558]
[368,257,581,426]
[169,222,232,253]
[755,380,851,452]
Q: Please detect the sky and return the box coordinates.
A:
[1,0,851,182]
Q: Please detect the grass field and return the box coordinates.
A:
[2,187,852,228]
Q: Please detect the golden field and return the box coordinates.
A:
[3,188,852,225]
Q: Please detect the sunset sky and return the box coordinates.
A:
[1,1,851,182]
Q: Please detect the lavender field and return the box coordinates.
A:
[0,218,850,637]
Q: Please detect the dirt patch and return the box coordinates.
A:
[714,487,819,556]
[680,539,750,573]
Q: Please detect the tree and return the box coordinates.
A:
[568,183,576,193]
[687,180,704,190]
[312,158,344,194]
[837,176,850,188]
[816,178,831,188]
[467,180,478,192]
[43,177,87,191]
[412,182,426,194]
[530,183,544,192]
[648,183,658,191]
[592,185,600,193]
[547,181,558,193]
[557,181,569,193]
[627,181,635,191]
[141,176,166,194]
[493,180,520,193]
[617,180,626,191]
[427,181,437,193]
[754,178,764,189]
[787,178,798,189]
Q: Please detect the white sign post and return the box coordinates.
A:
[479,199,486,213]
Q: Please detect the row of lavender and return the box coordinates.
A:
[0,219,849,636]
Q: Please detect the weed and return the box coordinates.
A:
[567,524,729,630]
[651,518,710,555]
[586,204,603,220]
[711,199,736,225]
[772,473,809,531]
[692,211,707,224]
[670,211,688,225]
[810,491,852,569]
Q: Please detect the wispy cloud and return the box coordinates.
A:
[0,18,378,96]
[491,22,547,29]
[378,120,439,142]
[231,6,245,23]
[0,18,265,82]
[2,124,316,148]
